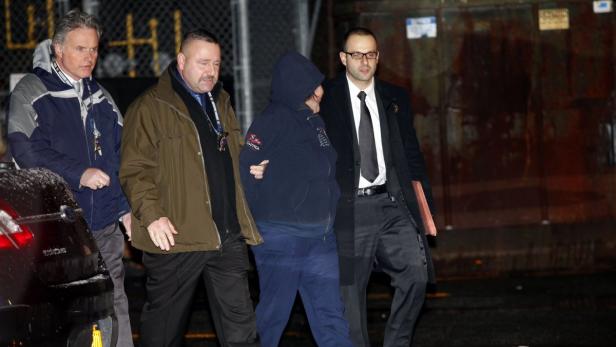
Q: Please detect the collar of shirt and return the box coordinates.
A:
[62,70,79,85]
[346,75,375,102]
[53,61,89,127]
[55,63,83,93]
[174,66,204,106]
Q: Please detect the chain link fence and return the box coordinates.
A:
[96,0,233,78]
[246,0,299,118]
[1,0,233,81]
[1,0,234,105]
[2,0,318,132]
[1,0,63,98]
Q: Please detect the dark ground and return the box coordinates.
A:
[123,264,616,347]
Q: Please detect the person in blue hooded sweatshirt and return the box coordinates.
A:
[240,52,354,347]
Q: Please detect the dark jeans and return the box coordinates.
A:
[251,228,353,347]
[139,235,259,347]
[341,193,428,347]
[93,223,134,347]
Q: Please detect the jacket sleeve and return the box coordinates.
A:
[28,107,89,190]
[7,75,45,169]
[100,84,131,218]
[239,113,282,204]
[119,97,165,228]
[397,93,436,213]
[112,108,131,218]
[7,133,36,169]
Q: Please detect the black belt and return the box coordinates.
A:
[356,184,387,197]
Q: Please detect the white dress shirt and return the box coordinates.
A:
[346,75,387,188]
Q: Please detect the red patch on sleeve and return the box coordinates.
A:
[246,133,262,150]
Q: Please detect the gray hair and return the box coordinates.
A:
[52,9,102,46]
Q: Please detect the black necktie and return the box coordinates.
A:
[357,91,379,182]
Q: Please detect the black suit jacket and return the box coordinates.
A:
[320,73,435,284]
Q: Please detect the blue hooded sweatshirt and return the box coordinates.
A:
[239,52,340,238]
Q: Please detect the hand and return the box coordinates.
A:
[120,213,132,241]
[249,160,269,180]
[147,217,178,251]
[80,168,110,190]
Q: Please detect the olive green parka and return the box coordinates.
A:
[120,67,262,253]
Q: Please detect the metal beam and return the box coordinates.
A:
[231,0,253,132]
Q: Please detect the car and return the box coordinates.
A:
[0,161,117,346]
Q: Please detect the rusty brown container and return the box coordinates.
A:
[324,0,616,231]
[317,0,616,275]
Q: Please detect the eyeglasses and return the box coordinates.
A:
[343,51,378,60]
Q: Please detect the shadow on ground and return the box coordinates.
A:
[124,264,616,347]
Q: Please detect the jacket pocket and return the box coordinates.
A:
[159,135,184,219]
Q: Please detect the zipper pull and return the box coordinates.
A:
[92,119,102,158]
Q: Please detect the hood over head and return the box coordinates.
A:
[270,51,324,110]
[33,39,52,72]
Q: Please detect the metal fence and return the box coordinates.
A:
[1,0,321,131]
[96,0,233,78]
[235,0,321,129]
[1,0,233,80]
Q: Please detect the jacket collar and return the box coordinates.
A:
[329,72,397,140]
[156,62,224,112]
[374,79,395,114]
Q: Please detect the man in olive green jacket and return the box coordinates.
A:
[120,29,263,347]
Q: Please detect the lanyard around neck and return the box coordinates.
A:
[202,92,223,135]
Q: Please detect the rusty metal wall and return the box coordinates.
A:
[326,1,616,231]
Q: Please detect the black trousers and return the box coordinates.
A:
[139,235,259,347]
[340,193,428,347]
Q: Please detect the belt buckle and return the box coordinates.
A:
[357,186,376,197]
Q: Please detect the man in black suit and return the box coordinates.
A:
[320,27,436,347]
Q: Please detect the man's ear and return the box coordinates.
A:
[339,51,347,67]
[177,52,186,71]
[53,43,63,60]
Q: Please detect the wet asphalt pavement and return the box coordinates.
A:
[124,265,616,347]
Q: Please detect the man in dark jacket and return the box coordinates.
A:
[120,29,262,347]
[320,27,436,347]
[240,52,353,347]
[7,10,133,346]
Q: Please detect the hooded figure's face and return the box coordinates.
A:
[54,27,99,80]
[270,52,324,111]
[177,40,221,94]
[305,85,324,114]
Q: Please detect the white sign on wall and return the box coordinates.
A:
[593,1,613,13]
[406,16,437,39]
